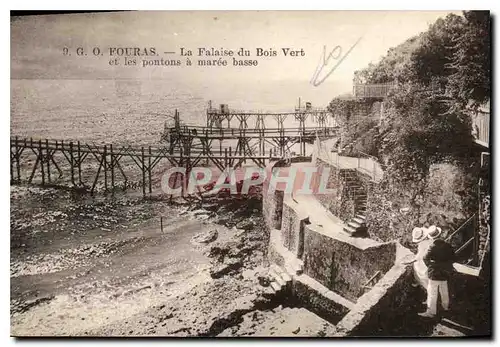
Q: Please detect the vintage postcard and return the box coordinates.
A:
[10,10,491,337]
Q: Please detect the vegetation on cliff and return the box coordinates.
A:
[330,11,490,246]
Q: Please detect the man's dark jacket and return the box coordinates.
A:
[423,239,455,281]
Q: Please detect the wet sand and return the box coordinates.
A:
[11,186,215,336]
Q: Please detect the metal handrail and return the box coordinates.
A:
[455,237,475,255]
[446,214,477,243]
[316,138,384,181]
[362,270,381,288]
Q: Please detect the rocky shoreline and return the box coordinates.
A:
[11,185,335,336]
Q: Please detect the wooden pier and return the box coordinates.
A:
[165,123,338,159]
[165,104,338,159]
[205,101,331,130]
[9,136,300,197]
[11,102,338,197]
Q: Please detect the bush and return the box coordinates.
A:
[367,162,478,246]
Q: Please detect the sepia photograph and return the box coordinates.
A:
[10,10,491,337]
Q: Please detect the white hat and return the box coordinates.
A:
[412,227,427,243]
[427,225,442,239]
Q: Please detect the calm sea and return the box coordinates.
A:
[11,79,342,146]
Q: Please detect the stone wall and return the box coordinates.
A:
[302,224,397,302]
[272,182,398,303]
[267,228,287,269]
[280,198,309,258]
[312,159,359,223]
[333,252,492,336]
[336,100,381,157]
[292,275,352,325]
[263,187,284,231]
[264,168,420,335]
[335,264,418,336]
[262,160,287,231]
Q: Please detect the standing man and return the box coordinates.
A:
[411,227,432,290]
[419,225,456,318]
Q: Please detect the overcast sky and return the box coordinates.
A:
[11,11,461,99]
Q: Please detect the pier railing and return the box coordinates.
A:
[168,124,339,138]
[9,136,285,197]
[205,103,332,129]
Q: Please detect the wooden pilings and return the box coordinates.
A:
[10,136,286,198]
[205,101,331,131]
[166,123,338,168]
[10,116,338,197]
[10,136,24,183]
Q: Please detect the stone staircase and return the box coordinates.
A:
[265,259,305,295]
[267,264,293,295]
[341,169,368,237]
[333,121,381,237]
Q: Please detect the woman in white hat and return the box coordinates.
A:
[411,227,432,290]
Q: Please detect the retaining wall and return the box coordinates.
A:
[262,159,287,231]
[334,262,417,336]
[264,145,490,336]
[312,159,367,224]
[302,223,396,302]
[266,175,415,333]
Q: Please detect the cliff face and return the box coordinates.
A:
[367,162,480,255]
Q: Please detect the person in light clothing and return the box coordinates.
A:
[419,225,455,318]
[411,227,432,290]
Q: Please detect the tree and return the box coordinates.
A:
[448,11,491,109]
[353,13,466,87]
[340,11,490,244]
[346,11,489,180]
[380,82,473,182]
[409,14,465,86]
